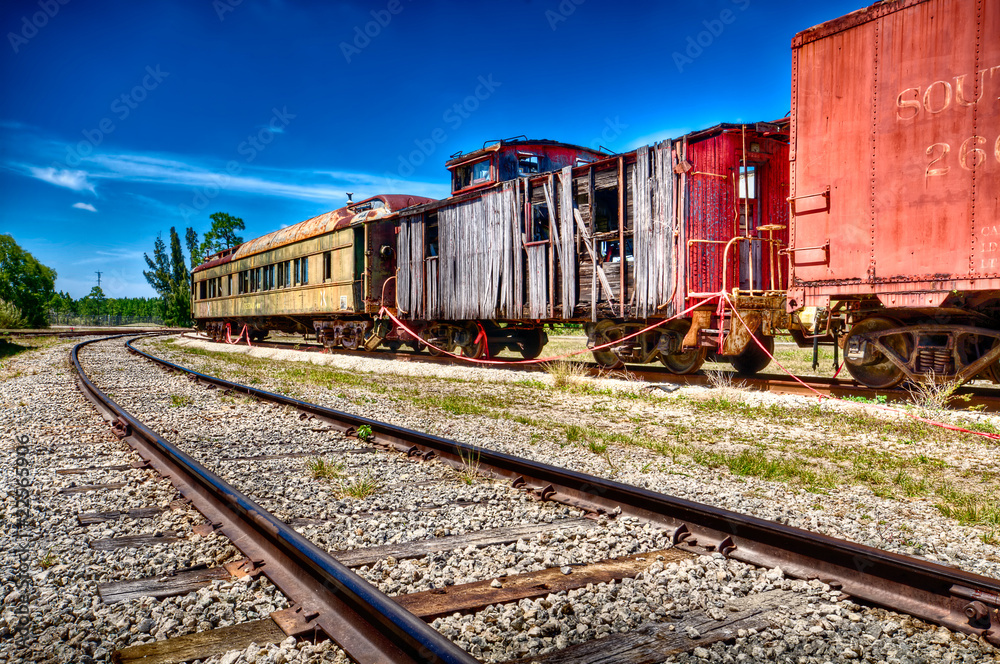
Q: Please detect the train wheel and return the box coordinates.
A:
[459,324,487,359]
[341,333,361,350]
[591,320,624,369]
[728,332,773,376]
[844,317,911,389]
[385,341,402,352]
[659,320,706,375]
[518,328,545,360]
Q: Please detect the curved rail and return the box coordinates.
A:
[127,336,1000,647]
[72,335,477,664]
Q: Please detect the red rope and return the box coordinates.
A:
[377,295,722,366]
[722,293,1000,441]
[224,323,252,347]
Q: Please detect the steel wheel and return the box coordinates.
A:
[659,319,706,374]
[341,330,361,350]
[728,332,774,376]
[844,317,911,389]
[591,320,624,369]
[518,328,546,360]
[459,324,487,359]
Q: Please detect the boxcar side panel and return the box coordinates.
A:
[791,21,877,288]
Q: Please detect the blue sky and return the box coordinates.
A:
[0,0,862,299]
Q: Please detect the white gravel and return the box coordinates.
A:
[2,334,998,663]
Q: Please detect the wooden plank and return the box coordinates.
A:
[59,482,127,495]
[573,208,616,304]
[395,549,692,620]
[99,565,233,604]
[90,532,185,551]
[512,589,806,664]
[56,464,133,475]
[78,507,163,526]
[111,619,286,664]
[333,518,593,568]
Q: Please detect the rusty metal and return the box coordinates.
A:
[134,336,1000,646]
[790,0,1000,308]
[73,335,477,664]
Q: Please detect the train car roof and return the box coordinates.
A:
[192,194,434,272]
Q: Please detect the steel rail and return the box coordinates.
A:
[72,335,479,664]
[184,333,1000,412]
[128,336,1000,647]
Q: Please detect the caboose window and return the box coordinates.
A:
[453,158,492,191]
[530,203,550,242]
[472,159,490,182]
[738,165,757,199]
[518,154,539,175]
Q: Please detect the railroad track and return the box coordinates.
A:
[2,327,190,339]
[48,332,999,663]
[183,332,1000,412]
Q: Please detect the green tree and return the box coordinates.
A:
[79,286,107,317]
[0,234,56,328]
[186,227,202,268]
[143,228,192,326]
[199,212,244,258]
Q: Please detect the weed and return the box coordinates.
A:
[907,374,967,411]
[564,425,586,444]
[39,549,58,570]
[934,481,1000,528]
[169,394,194,407]
[307,458,345,480]
[356,424,373,443]
[843,394,889,405]
[340,472,380,499]
[515,379,547,390]
[544,359,588,389]
[586,440,608,455]
[457,449,481,485]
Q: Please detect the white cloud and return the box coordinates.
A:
[72,202,98,212]
[28,166,97,193]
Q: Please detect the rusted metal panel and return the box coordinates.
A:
[231,195,432,261]
[684,128,789,299]
[791,0,1000,305]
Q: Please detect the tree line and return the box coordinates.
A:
[0,212,245,329]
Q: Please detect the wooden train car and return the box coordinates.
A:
[391,125,790,371]
[788,0,1000,387]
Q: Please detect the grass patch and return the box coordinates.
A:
[934,482,1000,529]
[457,449,481,485]
[339,472,380,499]
[307,458,345,480]
[544,359,588,389]
[169,394,194,407]
[39,549,58,570]
[694,446,836,491]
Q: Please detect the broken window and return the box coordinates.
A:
[530,203,550,242]
[426,214,439,257]
[738,165,757,199]
[453,158,492,191]
[518,154,539,175]
[199,280,207,299]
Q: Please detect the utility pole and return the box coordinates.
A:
[95,271,102,288]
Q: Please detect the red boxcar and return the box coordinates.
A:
[788,0,1000,387]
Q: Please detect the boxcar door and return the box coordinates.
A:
[738,163,763,291]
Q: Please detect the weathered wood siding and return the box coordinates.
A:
[396,215,424,318]
[633,142,677,318]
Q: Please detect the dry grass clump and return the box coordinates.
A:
[544,359,589,389]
